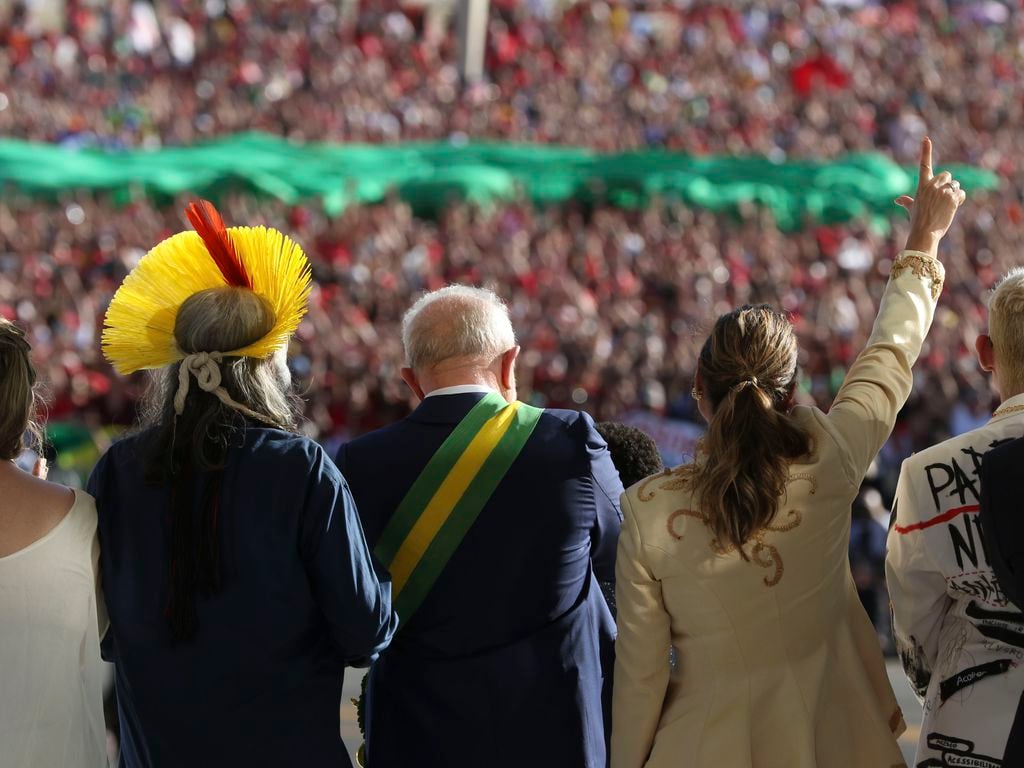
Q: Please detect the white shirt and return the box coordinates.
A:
[887,392,1024,765]
[424,384,497,398]
[0,490,108,767]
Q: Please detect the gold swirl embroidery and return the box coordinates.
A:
[667,507,803,587]
[751,509,803,586]
[751,542,782,585]
[892,251,944,300]
[638,469,675,502]
[654,470,812,586]
[767,508,803,533]
[656,467,692,493]
[638,465,697,502]
[789,473,818,495]
[644,468,817,503]
[666,508,706,540]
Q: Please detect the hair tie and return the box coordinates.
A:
[731,375,759,393]
[174,351,278,426]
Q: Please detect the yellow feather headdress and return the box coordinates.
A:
[102,201,312,375]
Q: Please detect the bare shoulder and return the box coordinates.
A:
[22,469,78,508]
[0,470,78,558]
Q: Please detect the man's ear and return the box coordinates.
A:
[976,334,996,373]
[500,346,520,390]
[401,367,427,401]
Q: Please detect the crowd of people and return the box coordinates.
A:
[0,189,1000,497]
[5,0,1022,163]
[2,0,1023,502]
[10,154,1019,767]
[4,1,1024,765]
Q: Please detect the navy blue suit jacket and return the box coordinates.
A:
[980,436,1024,765]
[90,428,396,768]
[336,392,624,768]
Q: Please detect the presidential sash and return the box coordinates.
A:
[355,393,543,764]
[375,391,543,622]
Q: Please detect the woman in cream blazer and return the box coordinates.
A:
[611,138,964,768]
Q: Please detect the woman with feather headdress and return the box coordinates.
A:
[89,201,397,767]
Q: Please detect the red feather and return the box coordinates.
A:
[184,200,252,289]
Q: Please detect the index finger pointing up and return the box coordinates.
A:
[918,136,933,191]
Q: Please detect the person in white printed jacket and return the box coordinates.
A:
[888,267,1024,768]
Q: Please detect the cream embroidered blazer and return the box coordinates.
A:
[611,251,944,768]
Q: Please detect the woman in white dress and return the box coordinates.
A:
[0,319,107,767]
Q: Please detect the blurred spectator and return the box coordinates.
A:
[849,487,889,628]
[0,0,1018,509]
[594,420,665,616]
[595,422,665,489]
[0,0,1019,167]
[0,188,1000,500]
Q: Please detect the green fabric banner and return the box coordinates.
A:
[0,132,999,229]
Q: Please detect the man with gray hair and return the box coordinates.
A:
[337,284,624,768]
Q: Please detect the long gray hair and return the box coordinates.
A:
[141,286,302,642]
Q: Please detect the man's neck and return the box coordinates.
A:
[999,387,1024,405]
[994,370,1024,405]
[419,364,501,394]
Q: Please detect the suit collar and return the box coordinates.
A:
[990,392,1024,424]
[407,391,493,425]
[425,384,495,398]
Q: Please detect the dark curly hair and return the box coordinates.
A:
[595,422,665,489]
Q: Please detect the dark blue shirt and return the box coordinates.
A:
[89,427,396,768]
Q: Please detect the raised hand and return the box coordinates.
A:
[895,137,967,255]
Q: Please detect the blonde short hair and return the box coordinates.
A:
[401,286,516,371]
[989,268,1024,389]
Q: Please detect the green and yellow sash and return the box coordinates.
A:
[375,391,543,622]
[355,392,543,763]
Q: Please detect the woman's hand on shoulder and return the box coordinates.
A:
[894,137,967,257]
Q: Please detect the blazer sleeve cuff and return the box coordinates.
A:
[891,249,945,300]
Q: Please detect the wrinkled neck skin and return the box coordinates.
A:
[401,350,518,404]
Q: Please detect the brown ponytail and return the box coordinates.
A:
[686,305,812,556]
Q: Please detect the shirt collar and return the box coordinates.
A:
[990,391,1024,423]
[424,384,496,399]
